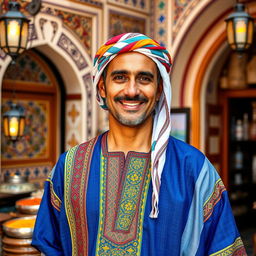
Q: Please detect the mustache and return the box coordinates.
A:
[114,95,148,103]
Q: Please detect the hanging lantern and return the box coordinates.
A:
[3,103,25,141]
[0,1,30,60]
[225,3,254,51]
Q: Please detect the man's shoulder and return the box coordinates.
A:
[168,136,204,156]
[167,136,205,161]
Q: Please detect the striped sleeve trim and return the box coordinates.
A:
[46,178,62,212]
[203,179,226,222]
[209,237,247,256]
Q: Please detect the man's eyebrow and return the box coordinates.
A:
[137,71,154,78]
[110,70,129,76]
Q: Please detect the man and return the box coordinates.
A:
[32,33,246,256]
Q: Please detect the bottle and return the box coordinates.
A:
[234,173,243,185]
[234,146,243,169]
[250,102,256,140]
[235,119,243,141]
[231,117,236,140]
[242,113,249,140]
[252,155,256,184]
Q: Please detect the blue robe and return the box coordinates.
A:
[32,134,246,255]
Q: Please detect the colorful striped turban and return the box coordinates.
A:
[92,33,172,218]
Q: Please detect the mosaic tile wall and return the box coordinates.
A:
[109,10,146,37]
[1,164,53,188]
[153,0,169,47]
[1,99,50,161]
[108,0,150,12]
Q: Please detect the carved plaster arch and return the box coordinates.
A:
[0,12,97,145]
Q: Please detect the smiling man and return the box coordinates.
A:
[32,33,246,256]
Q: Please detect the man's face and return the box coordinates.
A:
[98,52,162,127]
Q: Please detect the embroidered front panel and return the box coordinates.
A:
[64,137,97,256]
[209,237,246,256]
[96,137,151,256]
[203,179,226,222]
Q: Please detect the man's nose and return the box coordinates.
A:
[123,79,139,97]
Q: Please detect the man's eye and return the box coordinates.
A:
[138,76,152,82]
[113,75,126,81]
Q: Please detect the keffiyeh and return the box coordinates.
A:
[92,33,172,218]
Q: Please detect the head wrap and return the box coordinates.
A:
[92,33,172,218]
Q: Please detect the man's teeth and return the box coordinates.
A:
[123,102,140,106]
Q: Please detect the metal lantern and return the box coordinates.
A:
[0,1,29,60]
[225,3,254,51]
[3,103,25,141]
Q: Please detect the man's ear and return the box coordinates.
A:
[98,77,106,98]
[156,80,163,101]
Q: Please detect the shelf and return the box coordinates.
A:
[230,139,256,144]
[219,88,256,98]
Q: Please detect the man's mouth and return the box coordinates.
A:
[115,96,148,111]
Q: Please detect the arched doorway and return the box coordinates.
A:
[1,49,64,187]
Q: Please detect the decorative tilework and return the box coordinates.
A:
[66,100,82,150]
[1,99,50,161]
[173,0,201,40]
[0,164,52,182]
[109,10,146,38]
[174,0,192,25]
[57,33,87,71]
[41,6,93,56]
[3,52,51,84]
[28,23,38,41]
[153,0,168,47]
[71,0,102,7]
[107,0,149,12]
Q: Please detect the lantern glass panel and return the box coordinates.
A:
[247,20,254,45]
[3,116,9,137]
[235,19,247,44]
[20,21,28,49]
[0,20,6,49]
[227,20,235,49]
[7,19,21,49]
[9,116,19,137]
[19,117,25,136]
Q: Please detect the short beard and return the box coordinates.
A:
[114,111,149,127]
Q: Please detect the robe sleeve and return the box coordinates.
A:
[196,158,247,256]
[180,157,247,255]
[32,153,66,256]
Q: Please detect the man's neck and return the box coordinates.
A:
[107,116,153,156]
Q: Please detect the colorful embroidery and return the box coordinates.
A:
[209,237,247,256]
[46,178,61,212]
[96,134,151,255]
[64,137,97,256]
[203,179,226,222]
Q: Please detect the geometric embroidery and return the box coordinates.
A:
[96,133,151,255]
[209,237,247,256]
[203,179,226,222]
[64,137,97,256]
[46,178,61,212]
